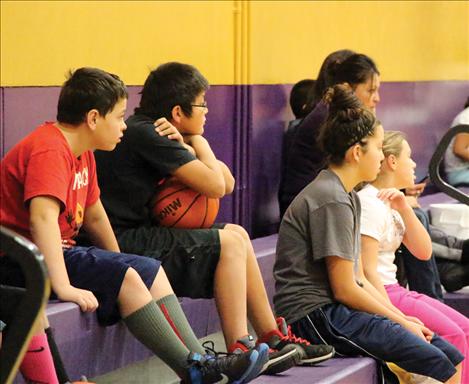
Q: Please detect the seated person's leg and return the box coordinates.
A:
[20,313,59,384]
[291,304,463,383]
[64,246,266,383]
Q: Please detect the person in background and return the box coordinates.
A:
[278,79,316,217]
[279,50,383,216]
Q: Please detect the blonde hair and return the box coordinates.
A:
[383,131,406,158]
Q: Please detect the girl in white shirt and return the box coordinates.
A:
[358,131,469,384]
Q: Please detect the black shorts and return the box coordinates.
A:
[0,246,160,326]
[116,224,225,299]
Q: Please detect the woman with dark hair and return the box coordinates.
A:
[274,83,463,384]
[278,51,380,217]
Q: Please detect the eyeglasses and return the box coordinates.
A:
[191,102,208,109]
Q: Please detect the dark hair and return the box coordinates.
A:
[308,52,380,113]
[307,49,355,111]
[290,79,315,118]
[319,83,380,165]
[334,53,380,88]
[135,62,209,120]
[57,67,128,125]
[464,96,469,109]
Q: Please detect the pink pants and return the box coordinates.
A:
[386,283,469,384]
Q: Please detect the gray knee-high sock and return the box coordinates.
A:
[124,301,190,378]
[156,294,205,355]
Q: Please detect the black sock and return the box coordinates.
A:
[45,327,70,383]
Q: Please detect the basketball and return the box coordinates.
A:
[152,178,220,229]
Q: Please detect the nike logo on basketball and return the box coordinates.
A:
[156,198,182,220]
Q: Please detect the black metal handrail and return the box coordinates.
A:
[428,124,469,205]
[0,226,50,384]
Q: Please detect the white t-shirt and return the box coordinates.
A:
[445,107,469,173]
[357,184,405,285]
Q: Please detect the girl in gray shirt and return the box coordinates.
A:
[274,83,463,384]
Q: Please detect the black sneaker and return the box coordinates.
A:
[263,317,334,365]
[183,344,265,384]
[229,335,299,375]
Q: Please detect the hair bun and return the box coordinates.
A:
[324,83,363,121]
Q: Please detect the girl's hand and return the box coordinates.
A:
[405,315,424,326]
[377,188,409,212]
[403,320,433,342]
[154,118,184,145]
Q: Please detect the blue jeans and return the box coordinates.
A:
[399,208,444,301]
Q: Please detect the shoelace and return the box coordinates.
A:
[202,340,222,356]
[201,340,240,373]
[286,325,311,346]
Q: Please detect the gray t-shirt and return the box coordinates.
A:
[273,169,361,323]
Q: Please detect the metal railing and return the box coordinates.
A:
[428,124,469,205]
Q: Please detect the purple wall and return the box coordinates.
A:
[248,81,469,236]
[1,81,468,237]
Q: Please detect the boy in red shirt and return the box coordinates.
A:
[0,67,266,384]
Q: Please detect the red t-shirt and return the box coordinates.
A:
[0,122,100,242]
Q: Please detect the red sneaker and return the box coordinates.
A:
[228,334,299,375]
[260,317,334,365]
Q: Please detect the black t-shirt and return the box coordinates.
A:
[94,114,196,229]
[278,102,329,216]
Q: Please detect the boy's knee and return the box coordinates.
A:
[123,267,145,286]
[219,230,247,260]
[224,223,250,242]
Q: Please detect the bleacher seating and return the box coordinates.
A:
[12,235,377,383]
[444,287,469,317]
[419,187,469,210]
[13,228,468,383]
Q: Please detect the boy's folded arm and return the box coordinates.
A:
[174,135,226,198]
[82,199,120,252]
[29,196,98,312]
[218,161,235,194]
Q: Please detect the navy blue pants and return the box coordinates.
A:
[0,246,160,326]
[400,208,444,301]
[291,303,463,383]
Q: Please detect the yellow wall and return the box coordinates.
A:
[1,1,235,86]
[250,1,469,83]
[1,0,468,86]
